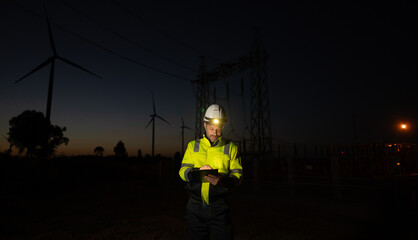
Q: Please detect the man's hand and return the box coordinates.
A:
[204,174,221,186]
[199,165,213,170]
[199,165,220,186]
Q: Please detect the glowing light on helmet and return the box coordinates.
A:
[204,104,227,125]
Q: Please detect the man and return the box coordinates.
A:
[179,104,243,240]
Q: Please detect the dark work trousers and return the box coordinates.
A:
[186,198,233,240]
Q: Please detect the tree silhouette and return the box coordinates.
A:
[114,140,127,158]
[94,146,104,157]
[8,110,69,158]
[2,135,12,156]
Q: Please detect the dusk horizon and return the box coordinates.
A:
[1,1,417,158]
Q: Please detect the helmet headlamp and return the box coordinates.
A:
[203,104,227,125]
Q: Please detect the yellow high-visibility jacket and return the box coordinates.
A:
[179,135,243,205]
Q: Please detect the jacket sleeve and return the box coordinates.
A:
[179,141,195,182]
[229,143,243,180]
[220,143,243,190]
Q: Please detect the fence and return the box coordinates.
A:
[241,143,418,178]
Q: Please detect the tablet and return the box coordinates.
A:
[191,169,218,182]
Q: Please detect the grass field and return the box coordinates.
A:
[1,156,417,239]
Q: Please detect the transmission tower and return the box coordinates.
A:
[192,30,272,155]
[194,56,210,139]
[250,28,272,154]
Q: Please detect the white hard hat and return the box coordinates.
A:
[204,104,227,125]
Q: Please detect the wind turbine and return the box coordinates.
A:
[14,7,101,122]
[180,115,192,156]
[145,94,170,160]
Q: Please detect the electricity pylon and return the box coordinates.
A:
[250,28,272,154]
[191,29,272,156]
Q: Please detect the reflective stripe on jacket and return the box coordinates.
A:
[179,135,243,205]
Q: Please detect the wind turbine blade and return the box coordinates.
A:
[181,115,185,126]
[2,134,8,140]
[185,126,192,130]
[156,115,170,125]
[57,56,102,79]
[44,5,57,54]
[152,94,156,114]
[15,58,52,83]
[145,117,154,129]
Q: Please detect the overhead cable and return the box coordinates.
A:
[58,0,197,73]
[111,0,222,64]
[11,1,192,82]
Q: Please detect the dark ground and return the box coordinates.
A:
[1,157,417,240]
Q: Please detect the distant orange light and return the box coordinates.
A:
[401,124,407,129]
[397,162,400,166]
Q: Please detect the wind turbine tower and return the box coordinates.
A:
[145,94,170,160]
[14,8,101,122]
[180,115,192,156]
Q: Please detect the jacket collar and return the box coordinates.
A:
[202,134,222,147]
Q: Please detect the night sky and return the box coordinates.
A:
[1,0,417,156]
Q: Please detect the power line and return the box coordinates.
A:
[58,0,198,73]
[11,1,192,82]
[111,0,222,64]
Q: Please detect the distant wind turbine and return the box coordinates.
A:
[145,94,170,160]
[180,115,192,156]
[14,7,101,121]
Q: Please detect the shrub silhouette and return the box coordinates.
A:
[94,146,104,157]
[114,140,127,158]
